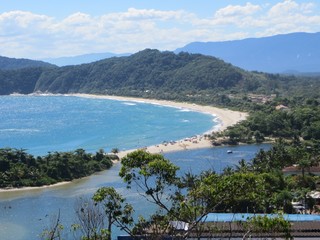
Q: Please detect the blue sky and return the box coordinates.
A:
[0,0,319,59]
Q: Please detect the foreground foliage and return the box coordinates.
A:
[62,147,304,239]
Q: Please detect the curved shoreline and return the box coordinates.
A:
[70,94,248,158]
[0,94,247,192]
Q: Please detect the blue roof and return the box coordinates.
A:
[204,213,320,222]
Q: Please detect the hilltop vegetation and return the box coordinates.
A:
[34,49,250,94]
[0,55,54,70]
[1,49,320,111]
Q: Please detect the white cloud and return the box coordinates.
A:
[0,11,53,35]
[104,7,188,21]
[268,0,299,17]
[257,0,320,36]
[215,2,261,18]
[0,1,319,59]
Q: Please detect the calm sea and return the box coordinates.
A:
[0,95,217,156]
[0,95,271,240]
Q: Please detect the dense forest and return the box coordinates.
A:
[0,148,114,188]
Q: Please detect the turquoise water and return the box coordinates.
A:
[0,95,216,156]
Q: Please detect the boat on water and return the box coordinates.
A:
[227,150,233,154]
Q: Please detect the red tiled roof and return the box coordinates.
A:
[282,166,320,173]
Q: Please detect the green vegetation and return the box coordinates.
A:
[217,97,320,145]
[85,141,320,239]
[0,67,45,95]
[0,148,114,188]
[0,56,55,70]
[1,49,319,111]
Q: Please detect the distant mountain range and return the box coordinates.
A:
[1,32,318,73]
[42,52,130,66]
[175,32,320,73]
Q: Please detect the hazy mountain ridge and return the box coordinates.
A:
[42,52,131,66]
[175,32,320,73]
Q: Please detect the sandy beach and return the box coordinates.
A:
[71,94,248,158]
[0,181,70,193]
[0,94,247,192]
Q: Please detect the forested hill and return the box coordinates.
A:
[1,49,320,106]
[34,49,253,94]
[0,49,254,95]
[0,55,55,70]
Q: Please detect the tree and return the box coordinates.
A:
[40,210,64,240]
[119,150,179,210]
[118,150,271,238]
[254,130,265,143]
[241,215,292,239]
[74,197,107,240]
[273,190,293,213]
[93,187,134,240]
[111,148,119,154]
[119,150,217,238]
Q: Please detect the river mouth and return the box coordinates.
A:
[0,144,271,240]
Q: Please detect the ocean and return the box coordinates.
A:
[0,95,216,156]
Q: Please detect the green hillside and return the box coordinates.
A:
[1,49,320,108]
[0,67,45,95]
[34,49,254,94]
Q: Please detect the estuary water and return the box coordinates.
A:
[0,144,271,240]
[0,95,271,239]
